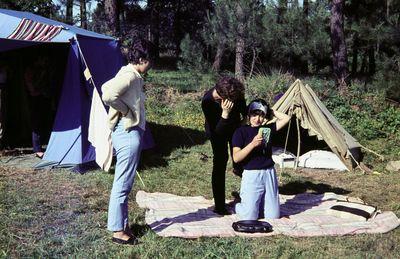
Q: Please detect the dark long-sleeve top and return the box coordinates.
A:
[201,88,247,139]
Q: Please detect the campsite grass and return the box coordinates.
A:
[0,70,399,258]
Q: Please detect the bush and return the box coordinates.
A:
[372,54,400,101]
[178,34,210,72]
[245,71,296,104]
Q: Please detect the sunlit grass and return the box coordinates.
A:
[0,70,399,257]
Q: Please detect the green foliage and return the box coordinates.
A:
[260,0,331,72]
[0,0,58,17]
[245,71,296,103]
[201,0,265,71]
[178,34,210,72]
[372,53,400,101]
[146,69,216,92]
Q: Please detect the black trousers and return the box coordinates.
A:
[210,134,241,209]
[27,95,49,152]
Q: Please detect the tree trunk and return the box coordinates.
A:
[303,0,309,74]
[104,0,120,37]
[330,0,349,92]
[368,47,375,75]
[212,42,224,72]
[66,0,73,25]
[360,50,367,74]
[148,0,160,60]
[80,0,87,29]
[235,3,245,82]
[387,0,391,18]
[349,0,360,77]
[351,35,359,75]
[249,47,257,78]
[173,0,183,58]
[277,0,287,23]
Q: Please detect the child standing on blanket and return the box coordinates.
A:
[232,99,290,220]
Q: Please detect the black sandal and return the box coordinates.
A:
[112,236,139,245]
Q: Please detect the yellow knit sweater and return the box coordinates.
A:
[101,64,146,131]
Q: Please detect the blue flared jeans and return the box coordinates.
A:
[235,167,280,220]
[107,119,143,232]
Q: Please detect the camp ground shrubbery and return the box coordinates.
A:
[0,70,399,258]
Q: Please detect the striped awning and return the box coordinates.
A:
[7,18,63,42]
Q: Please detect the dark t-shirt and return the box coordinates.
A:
[232,123,277,170]
[201,88,246,138]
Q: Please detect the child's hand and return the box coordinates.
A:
[221,99,234,119]
[250,133,263,148]
[262,118,268,125]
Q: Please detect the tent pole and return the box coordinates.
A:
[294,117,301,171]
[279,117,292,179]
[283,117,291,155]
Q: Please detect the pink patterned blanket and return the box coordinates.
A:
[136,191,399,238]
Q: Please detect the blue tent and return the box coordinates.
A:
[0,8,124,169]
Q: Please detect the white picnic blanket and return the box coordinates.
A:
[136,191,400,238]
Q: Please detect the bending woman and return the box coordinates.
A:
[101,39,152,245]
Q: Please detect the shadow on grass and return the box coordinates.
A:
[139,122,207,169]
[130,223,152,238]
[144,206,222,233]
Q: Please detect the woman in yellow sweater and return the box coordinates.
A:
[101,39,153,245]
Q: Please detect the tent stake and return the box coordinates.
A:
[136,171,146,187]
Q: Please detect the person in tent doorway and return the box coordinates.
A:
[101,38,153,246]
[201,76,247,215]
[232,99,290,220]
[24,55,51,158]
[0,57,7,149]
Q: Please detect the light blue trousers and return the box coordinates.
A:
[235,167,280,220]
[107,120,143,232]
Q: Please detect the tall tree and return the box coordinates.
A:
[303,0,309,73]
[66,0,73,25]
[147,0,160,60]
[235,2,245,81]
[204,3,230,72]
[104,0,120,36]
[277,0,287,23]
[80,0,87,29]
[330,0,349,92]
[204,0,264,77]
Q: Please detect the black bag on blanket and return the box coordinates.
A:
[232,220,273,233]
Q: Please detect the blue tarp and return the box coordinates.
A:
[0,8,124,169]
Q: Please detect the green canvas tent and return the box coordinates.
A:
[271,79,362,171]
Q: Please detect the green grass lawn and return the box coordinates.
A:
[0,70,399,258]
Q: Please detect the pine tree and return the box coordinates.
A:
[104,0,120,36]
[330,0,349,92]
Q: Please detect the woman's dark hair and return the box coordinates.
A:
[214,76,245,101]
[248,99,272,119]
[125,38,155,64]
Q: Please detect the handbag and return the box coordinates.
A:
[232,220,273,233]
